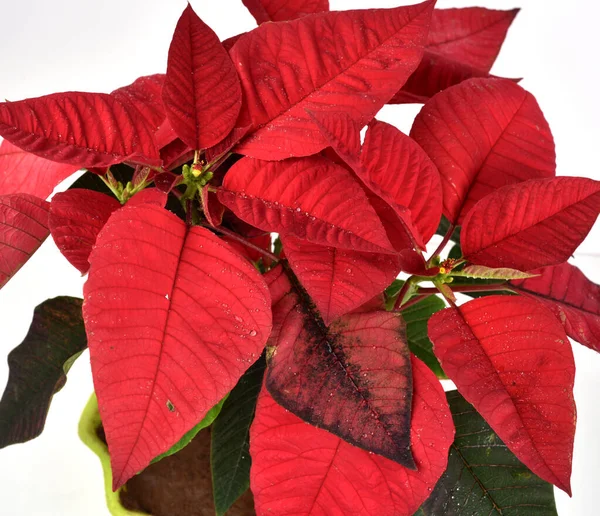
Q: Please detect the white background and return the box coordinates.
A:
[0,0,598,514]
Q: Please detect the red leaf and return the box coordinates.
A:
[111,74,166,130]
[264,266,414,467]
[163,5,242,151]
[250,356,454,515]
[0,140,79,198]
[231,1,435,160]
[310,111,441,250]
[392,8,519,103]
[428,295,576,493]
[461,177,600,271]
[242,0,328,24]
[0,194,49,288]
[127,188,167,208]
[200,185,224,227]
[0,92,160,169]
[218,156,395,253]
[282,235,401,325]
[153,171,183,194]
[511,262,600,352]
[83,204,272,488]
[49,190,120,274]
[221,233,272,265]
[411,78,555,224]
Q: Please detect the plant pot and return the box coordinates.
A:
[78,394,255,516]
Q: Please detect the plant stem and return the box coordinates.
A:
[416,284,513,294]
[397,294,430,311]
[202,224,278,262]
[428,223,456,264]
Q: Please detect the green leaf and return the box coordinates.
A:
[211,357,265,516]
[400,292,447,379]
[418,390,558,515]
[454,264,537,280]
[150,395,227,465]
[0,296,87,448]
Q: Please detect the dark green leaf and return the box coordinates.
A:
[150,396,227,465]
[0,296,87,448]
[401,292,446,379]
[418,390,558,516]
[211,357,265,516]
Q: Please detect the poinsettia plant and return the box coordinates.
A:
[0,0,598,515]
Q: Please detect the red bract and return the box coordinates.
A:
[310,111,440,250]
[461,177,600,271]
[264,265,414,467]
[428,295,576,494]
[231,1,435,160]
[250,356,454,515]
[411,78,555,224]
[83,204,272,487]
[242,0,328,24]
[111,74,166,130]
[511,262,600,352]
[218,155,395,253]
[0,93,160,168]
[392,8,519,103]
[49,190,121,274]
[163,5,242,151]
[0,140,79,198]
[282,235,401,324]
[2,1,599,512]
[0,194,49,289]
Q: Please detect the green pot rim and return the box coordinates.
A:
[78,393,148,516]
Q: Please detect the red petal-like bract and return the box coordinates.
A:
[218,156,395,253]
[83,204,272,488]
[231,1,435,160]
[0,140,79,198]
[111,74,166,130]
[428,295,576,494]
[392,8,519,103]
[511,262,600,352]
[0,93,160,168]
[461,177,600,271]
[242,0,328,24]
[127,188,168,208]
[49,190,120,274]
[264,266,414,467]
[200,185,224,228]
[411,78,555,224]
[310,111,441,248]
[163,5,242,151]
[250,356,454,515]
[282,235,401,325]
[0,194,49,288]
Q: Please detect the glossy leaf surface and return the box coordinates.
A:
[418,390,558,515]
[218,156,394,253]
[394,8,519,103]
[242,0,328,24]
[0,92,160,168]
[49,189,121,274]
[83,204,272,488]
[0,296,86,448]
[231,1,434,159]
[0,194,49,289]
[251,356,454,515]
[0,139,79,198]
[428,295,576,493]
[462,177,600,271]
[282,235,401,325]
[163,5,241,151]
[264,266,414,467]
[511,262,600,352]
[211,357,265,516]
[411,78,555,224]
